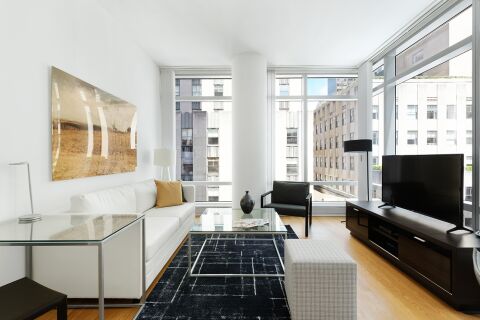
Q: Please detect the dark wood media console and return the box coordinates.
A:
[346,201,480,311]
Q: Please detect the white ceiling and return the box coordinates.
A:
[98,0,438,67]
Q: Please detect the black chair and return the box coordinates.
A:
[0,277,67,320]
[261,181,312,237]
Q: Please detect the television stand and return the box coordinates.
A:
[447,225,474,234]
[346,200,480,312]
[378,203,395,209]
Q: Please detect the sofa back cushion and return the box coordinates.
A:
[71,185,137,213]
[271,181,309,205]
[133,179,157,213]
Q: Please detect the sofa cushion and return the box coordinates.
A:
[155,181,183,208]
[133,179,157,213]
[70,185,136,213]
[264,203,306,216]
[145,216,179,261]
[145,202,195,225]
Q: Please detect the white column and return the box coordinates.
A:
[357,61,373,201]
[159,68,176,179]
[232,53,267,208]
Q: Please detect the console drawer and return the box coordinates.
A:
[399,234,451,292]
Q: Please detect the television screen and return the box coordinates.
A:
[382,154,464,226]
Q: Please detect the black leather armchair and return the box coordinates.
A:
[261,181,312,237]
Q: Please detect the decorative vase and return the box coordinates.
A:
[240,191,255,214]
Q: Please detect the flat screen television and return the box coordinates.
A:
[381,154,464,232]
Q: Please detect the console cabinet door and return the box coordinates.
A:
[399,234,451,292]
[346,205,368,240]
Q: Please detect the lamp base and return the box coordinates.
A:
[18,214,42,224]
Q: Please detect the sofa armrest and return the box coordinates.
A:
[182,185,195,203]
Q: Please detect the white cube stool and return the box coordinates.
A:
[285,239,357,320]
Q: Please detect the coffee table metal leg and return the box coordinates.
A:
[188,233,192,275]
[98,242,104,320]
[272,234,285,272]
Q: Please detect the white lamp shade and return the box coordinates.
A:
[154,148,174,166]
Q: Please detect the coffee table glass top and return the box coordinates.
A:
[191,208,287,233]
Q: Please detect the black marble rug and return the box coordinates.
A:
[137,226,298,320]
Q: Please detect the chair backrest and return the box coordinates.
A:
[271,181,310,205]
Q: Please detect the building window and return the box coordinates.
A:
[427,131,437,145]
[372,131,379,145]
[446,104,456,119]
[466,103,473,119]
[466,130,472,144]
[287,164,298,175]
[214,80,224,96]
[372,105,379,120]
[192,79,202,96]
[287,128,298,145]
[427,105,437,119]
[349,109,355,123]
[175,79,180,96]
[208,158,219,175]
[407,105,418,120]
[349,156,355,170]
[466,187,473,202]
[446,130,457,145]
[407,131,418,145]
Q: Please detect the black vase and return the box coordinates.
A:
[240,191,255,214]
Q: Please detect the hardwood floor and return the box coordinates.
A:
[39,216,480,320]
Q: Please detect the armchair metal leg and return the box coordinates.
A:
[305,215,309,237]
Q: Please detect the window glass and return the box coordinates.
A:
[307,77,357,96]
[395,50,472,216]
[275,101,303,182]
[372,92,384,200]
[396,7,472,75]
[175,78,232,202]
[275,76,302,96]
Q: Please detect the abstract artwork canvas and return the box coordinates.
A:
[51,67,137,181]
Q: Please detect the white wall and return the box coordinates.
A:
[0,0,160,285]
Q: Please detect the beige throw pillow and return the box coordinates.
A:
[155,180,183,208]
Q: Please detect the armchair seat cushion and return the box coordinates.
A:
[264,203,307,216]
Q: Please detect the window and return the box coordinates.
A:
[427,131,437,145]
[371,92,384,200]
[407,105,418,120]
[446,130,457,145]
[279,75,358,200]
[407,131,418,145]
[427,105,437,119]
[175,77,232,202]
[446,105,456,119]
[175,79,180,96]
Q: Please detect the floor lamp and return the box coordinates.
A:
[343,139,373,201]
[154,148,174,180]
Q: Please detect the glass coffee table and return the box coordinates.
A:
[188,207,288,278]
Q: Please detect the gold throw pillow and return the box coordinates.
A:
[155,180,183,208]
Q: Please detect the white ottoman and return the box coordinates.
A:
[285,239,357,320]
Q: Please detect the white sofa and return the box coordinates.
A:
[33,179,195,299]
